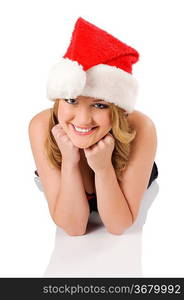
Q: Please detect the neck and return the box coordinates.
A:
[79,149,93,172]
[79,149,87,162]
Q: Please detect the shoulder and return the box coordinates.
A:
[126,109,157,155]
[127,110,154,126]
[127,110,156,132]
[29,108,51,127]
[28,108,51,137]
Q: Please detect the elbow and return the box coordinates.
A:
[105,207,134,235]
[64,227,87,236]
[106,225,129,235]
[54,220,87,236]
[106,218,133,236]
[63,223,87,236]
[52,215,87,236]
[66,230,87,236]
[107,228,125,235]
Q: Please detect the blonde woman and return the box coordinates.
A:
[28,17,158,236]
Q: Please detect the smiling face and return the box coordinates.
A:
[57,95,112,149]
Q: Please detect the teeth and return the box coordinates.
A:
[74,125,93,132]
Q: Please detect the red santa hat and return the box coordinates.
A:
[47,17,139,113]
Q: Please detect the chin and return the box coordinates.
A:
[72,140,96,149]
[73,143,92,149]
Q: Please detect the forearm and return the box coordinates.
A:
[95,164,133,234]
[53,161,90,234]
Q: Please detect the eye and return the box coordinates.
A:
[64,99,109,109]
[64,98,77,104]
[94,103,109,109]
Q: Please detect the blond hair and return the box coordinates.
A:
[45,99,136,181]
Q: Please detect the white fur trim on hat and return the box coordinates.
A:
[46,58,138,113]
[82,64,139,113]
[46,58,86,100]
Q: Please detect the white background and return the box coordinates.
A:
[0,0,184,277]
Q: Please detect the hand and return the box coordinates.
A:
[51,124,80,165]
[84,133,115,173]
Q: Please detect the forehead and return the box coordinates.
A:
[77,95,108,103]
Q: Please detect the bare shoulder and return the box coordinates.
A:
[28,108,52,141]
[127,110,156,132]
[29,108,51,129]
[126,109,157,159]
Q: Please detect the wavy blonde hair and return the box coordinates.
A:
[45,99,136,181]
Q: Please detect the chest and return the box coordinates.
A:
[79,161,96,194]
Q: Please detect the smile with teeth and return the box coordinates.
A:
[74,126,93,132]
[72,124,98,135]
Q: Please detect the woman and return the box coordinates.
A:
[28,17,158,236]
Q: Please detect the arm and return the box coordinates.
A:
[28,113,90,236]
[95,164,133,235]
[94,114,157,235]
[53,161,90,236]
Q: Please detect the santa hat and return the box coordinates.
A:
[47,17,139,113]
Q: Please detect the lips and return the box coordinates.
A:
[71,124,98,136]
[73,124,97,129]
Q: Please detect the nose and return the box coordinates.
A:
[74,107,94,126]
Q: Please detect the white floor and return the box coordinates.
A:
[0,171,166,277]
[43,179,159,278]
[1,155,184,278]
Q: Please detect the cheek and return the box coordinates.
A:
[58,106,72,122]
[98,114,111,128]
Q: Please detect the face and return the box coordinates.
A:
[57,95,112,149]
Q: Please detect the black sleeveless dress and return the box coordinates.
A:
[34,161,158,213]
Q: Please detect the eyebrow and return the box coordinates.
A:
[92,99,106,102]
[77,97,107,103]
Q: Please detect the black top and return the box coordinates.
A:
[34,161,158,213]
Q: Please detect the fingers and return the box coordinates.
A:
[52,123,62,131]
[100,132,114,143]
[51,123,66,137]
[105,135,114,143]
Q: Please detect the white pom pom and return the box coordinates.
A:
[47,58,86,100]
